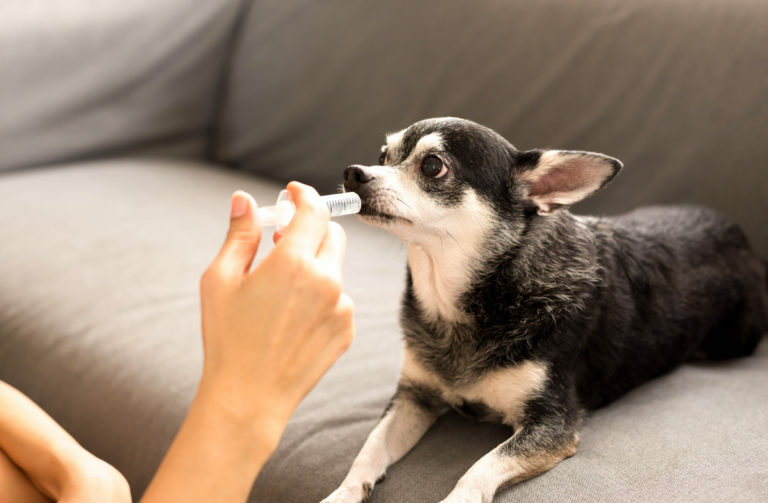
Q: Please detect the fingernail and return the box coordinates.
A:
[231,192,248,218]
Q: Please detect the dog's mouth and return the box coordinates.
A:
[358,200,413,225]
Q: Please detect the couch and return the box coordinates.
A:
[1,1,766,501]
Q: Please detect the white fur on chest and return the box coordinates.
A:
[401,350,548,426]
[406,189,494,323]
[407,244,471,322]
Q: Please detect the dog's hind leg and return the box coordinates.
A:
[700,269,768,360]
[440,415,579,503]
[700,303,765,359]
[322,381,443,503]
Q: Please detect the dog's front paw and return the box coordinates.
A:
[439,486,490,503]
[439,495,485,503]
[321,482,374,503]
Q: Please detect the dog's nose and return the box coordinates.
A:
[344,165,375,191]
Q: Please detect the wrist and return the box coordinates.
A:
[194,374,291,464]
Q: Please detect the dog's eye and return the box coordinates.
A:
[421,155,447,178]
[378,146,387,165]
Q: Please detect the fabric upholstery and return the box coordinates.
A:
[2,0,768,501]
[0,0,242,171]
[1,159,766,502]
[215,0,768,257]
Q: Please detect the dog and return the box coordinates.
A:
[322,117,768,503]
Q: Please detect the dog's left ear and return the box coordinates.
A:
[515,150,622,215]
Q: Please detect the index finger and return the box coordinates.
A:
[274,182,330,256]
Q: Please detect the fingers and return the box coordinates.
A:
[212,191,262,278]
[275,182,330,257]
[316,222,347,276]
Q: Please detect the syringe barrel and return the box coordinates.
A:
[257,191,361,228]
[323,192,362,217]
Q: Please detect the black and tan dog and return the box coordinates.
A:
[323,117,768,503]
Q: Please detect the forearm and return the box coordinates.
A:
[139,375,286,503]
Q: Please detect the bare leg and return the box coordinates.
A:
[0,449,53,503]
[322,382,443,503]
[441,418,579,503]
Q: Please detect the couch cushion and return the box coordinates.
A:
[0,159,766,501]
[215,0,768,258]
[0,0,242,171]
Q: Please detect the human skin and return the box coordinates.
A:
[0,380,131,502]
[0,182,354,502]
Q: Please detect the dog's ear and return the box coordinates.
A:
[515,150,622,215]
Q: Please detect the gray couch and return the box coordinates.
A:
[1,1,767,501]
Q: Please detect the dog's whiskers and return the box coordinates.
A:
[395,197,414,212]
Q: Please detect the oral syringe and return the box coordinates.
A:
[257,190,362,228]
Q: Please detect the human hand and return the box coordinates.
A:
[198,182,354,446]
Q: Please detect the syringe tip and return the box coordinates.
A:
[323,192,361,217]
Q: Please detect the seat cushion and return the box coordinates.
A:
[0,159,766,501]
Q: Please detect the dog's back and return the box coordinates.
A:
[575,205,768,408]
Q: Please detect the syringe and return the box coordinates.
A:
[257,190,362,228]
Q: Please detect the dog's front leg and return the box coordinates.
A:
[440,418,579,503]
[322,381,443,503]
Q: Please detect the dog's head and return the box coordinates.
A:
[343,117,622,246]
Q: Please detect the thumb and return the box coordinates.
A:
[215,190,262,276]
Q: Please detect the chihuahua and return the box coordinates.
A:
[323,117,768,503]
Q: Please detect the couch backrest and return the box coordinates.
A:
[214,0,768,256]
[0,0,241,171]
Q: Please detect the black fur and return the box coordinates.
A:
[401,205,768,412]
[396,381,444,415]
[385,119,768,411]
